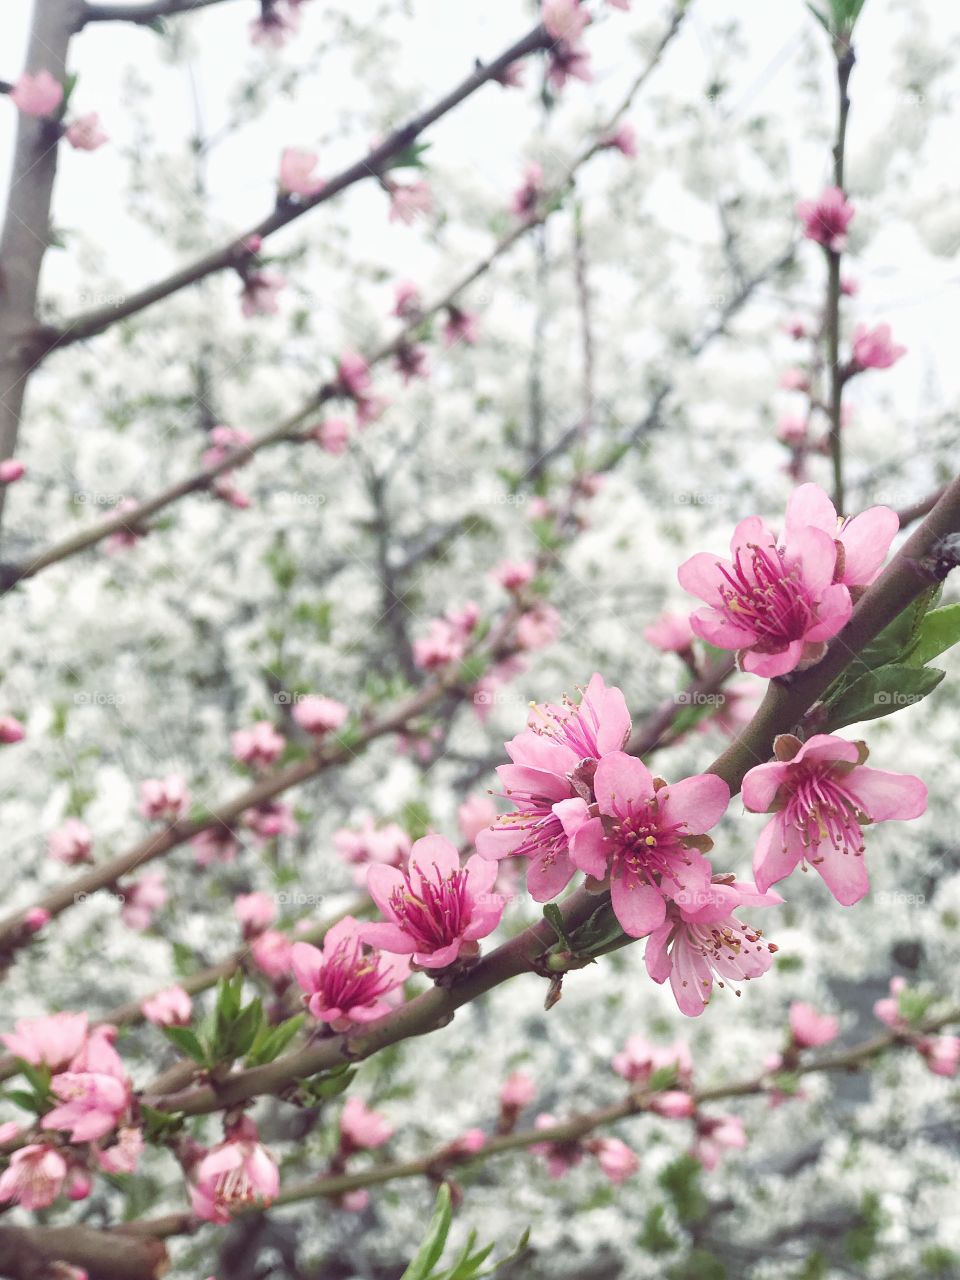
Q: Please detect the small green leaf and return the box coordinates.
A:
[161,1025,208,1064]
[903,602,960,668]
[400,1184,453,1280]
[824,663,945,731]
[245,1013,305,1067]
[542,903,572,950]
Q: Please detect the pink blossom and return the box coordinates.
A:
[340,1096,393,1150]
[141,986,192,1027]
[643,880,780,1016]
[251,930,293,980]
[340,1188,369,1211]
[244,800,299,842]
[0,715,25,744]
[0,1122,21,1143]
[840,275,859,296]
[780,367,810,391]
[694,1113,746,1170]
[744,733,927,905]
[495,61,526,88]
[393,280,422,319]
[48,817,93,865]
[120,871,167,929]
[0,1144,67,1209]
[413,617,467,670]
[443,306,480,347]
[500,1071,537,1109]
[387,179,433,224]
[678,494,856,677]
[2,1012,88,1072]
[24,908,50,933]
[476,674,631,899]
[10,70,63,118]
[93,1127,144,1174]
[516,601,561,651]
[210,476,251,509]
[531,1114,583,1179]
[138,775,190,823]
[874,975,907,1028]
[104,498,142,554]
[293,694,349,736]
[43,1029,130,1142]
[334,817,410,883]
[916,1035,960,1077]
[607,0,631,8]
[337,350,372,398]
[458,794,498,846]
[311,418,351,454]
[448,1128,487,1155]
[783,316,807,339]
[777,415,807,448]
[278,146,324,198]
[612,1035,693,1087]
[563,752,730,938]
[541,0,590,42]
[291,916,410,1030]
[789,1001,839,1048]
[234,891,276,935]
[493,559,536,592]
[201,424,253,471]
[65,113,108,151]
[783,483,899,591]
[796,185,855,253]
[592,1136,639,1183]
[394,342,430,384]
[644,611,694,654]
[249,0,299,46]
[192,825,240,866]
[511,162,546,219]
[604,123,637,157]
[651,1090,697,1118]
[363,835,504,969]
[547,40,592,91]
[241,268,285,317]
[849,322,907,372]
[191,1118,279,1223]
[231,720,286,769]
[0,459,25,484]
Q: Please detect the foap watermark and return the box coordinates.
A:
[874,692,925,708]
[76,291,127,307]
[74,491,126,507]
[275,890,326,908]
[74,691,125,707]
[275,491,326,509]
[273,690,317,706]
[75,890,126,906]
[875,890,926,908]
[674,490,729,507]
[675,691,726,707]
[476,489,528,507]
[474,689,528,708]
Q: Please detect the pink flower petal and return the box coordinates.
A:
[658,773,730,834]
[594,751,654,814]
[844,767,928,821]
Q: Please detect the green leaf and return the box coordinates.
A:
[3,1089,45,1114]
[386,141,432,172]
[161,1025,208,1064]
[805,2,832,32]
[400,1184,453,1280]
[823,663,945,731]
[542,903,572,950]
[903,602,960,668]
[140,1105,185,1143]
[298,1063,356,1102]
[245,1013,305,1067]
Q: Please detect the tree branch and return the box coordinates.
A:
[0,1,689,594]
[44,24,551,352]
[0,0,83,534]
[133,475,960,1120]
